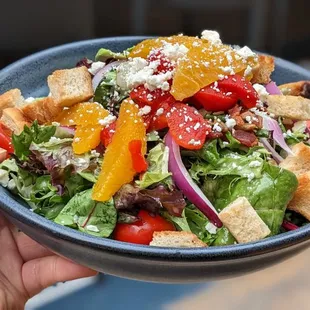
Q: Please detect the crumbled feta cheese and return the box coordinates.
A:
[231,163,237,169]
[88,61,106,75]
[235,46,257,60]
[188,139,202,146]
[249,160,262,167]
[219,66,235,75]
[193,122,200,130]
[201,30,222,45]
[74,137,80,143]
[86,225,100,233]
[25,97,36,103]
[244,65,252,77]
[161,42,189,62]
[253,84,269,102]
[225,118,236,129]
[246,172,255,181]
[205,222,218,234]
[98,114,117,126]
[245,115,252,123]
[213,123,222,132]
[156,108,164,116]
[49,136,61,143]
[138,105,152,116]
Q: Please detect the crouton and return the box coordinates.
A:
[150,231,207,248]
[251,55,275,84]
[279,143,310,176]
[48,66,93,107]
[0,89,24,116]
[266,95,310,120]
[279,81,310,98]
[287,172,310,220]
[21,97,62,124]
[0,108,30,134]
[219,197,270,243]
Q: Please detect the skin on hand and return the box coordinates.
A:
[0,212,98,310]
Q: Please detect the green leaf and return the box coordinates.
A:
[95,48,128,62]
[136,143,172,189]
[55,189,117,237]
[161,210,191,232]
[12,121,56,160]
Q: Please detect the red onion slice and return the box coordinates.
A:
[92,60,125,91]
[265,81,282,95]
[260,138,284,163]
[282,220,299,231]
[165,132,222,227]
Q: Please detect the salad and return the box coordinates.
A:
[0,30,309,248]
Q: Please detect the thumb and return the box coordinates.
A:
[22,255,98,297]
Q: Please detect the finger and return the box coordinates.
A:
[13,232,53,262]
[22,255,98,297]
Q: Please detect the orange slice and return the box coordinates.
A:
[92,99,146,202]
[73,125,102,154]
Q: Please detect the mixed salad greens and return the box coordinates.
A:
[0,30,309,247]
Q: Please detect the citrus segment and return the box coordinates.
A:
[92,99,146,202]
[73,125,102,154]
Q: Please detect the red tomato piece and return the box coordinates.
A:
[100,121,116,147]
[147,50,175,74]
[114,210,175,245]
[167,103,211,150]
[148,100,171,131]
[0,124,13,155]
[193,86,238,112]
[128,140,148,173]
[217,74,259,109]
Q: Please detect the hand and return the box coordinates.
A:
[0,213,97,310]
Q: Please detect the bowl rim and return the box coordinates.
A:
[1,36,310,262]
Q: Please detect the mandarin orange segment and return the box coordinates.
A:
[92,99,146,202]
[73,125,102,154]
[56,102,109,126]
[171,43,257,101]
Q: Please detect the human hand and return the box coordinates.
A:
[0,213,97,310]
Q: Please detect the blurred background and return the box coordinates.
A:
[1,0,310,309]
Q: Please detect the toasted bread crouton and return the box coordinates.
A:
[279,143,310,175]
[279,81,310,98]
[0,108,30,134]
[150,231,207,248]
[48,66,93,107]
[21,97,62,124]
[251,55,275,84]
[266,95,310,120]
[219,197,270,243]
[0,89,24,116]
[287,172,310,220]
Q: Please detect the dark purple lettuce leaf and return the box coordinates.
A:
[76,58,93,69]
[114,184,186,217]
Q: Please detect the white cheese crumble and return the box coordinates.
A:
[88,61,106,75]
[213,123,222,132]
[244,65,252,77]
[86,225,100,233]
[49,136,62,143]
[201,30,222,45]
[161,42,189,62]
[98,114,116,126]
[225,118,236,129]
[138,105,152,116]
[249,160,262,167]
[205,222,218,234]
[188,139,201,146]
[235,46,257,59]
[156,108,164,116]
[25,97,36,103]
[253,84,269,102]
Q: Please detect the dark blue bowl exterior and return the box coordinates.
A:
[1,37,310,283]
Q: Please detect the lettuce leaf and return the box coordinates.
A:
[95,48,128,62]
[55,189,117,237]
[136,143,172,189]
[12,121,56,160]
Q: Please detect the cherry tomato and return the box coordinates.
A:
[114,210,175,245]
[0,123,13,155]
[166,103,211,150]
[128,140,148,173]
[100,121,116,147]
[148,100,171,131]
[147,50,175,74]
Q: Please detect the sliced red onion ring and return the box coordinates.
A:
[265,81,282,95]
[92,60,125,91]
[282,220,299,231]
[165,132,222,227]
[260,138,284,163]
[262,116,294,155]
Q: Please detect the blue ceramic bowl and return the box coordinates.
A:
[1,37,310,283]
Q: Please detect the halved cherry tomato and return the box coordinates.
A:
[128,140,148,173]
[148,100,171,131]
[0,123,13,155]
[114,210,175,245]
[100,121,116,147]
[167,103,211,150]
